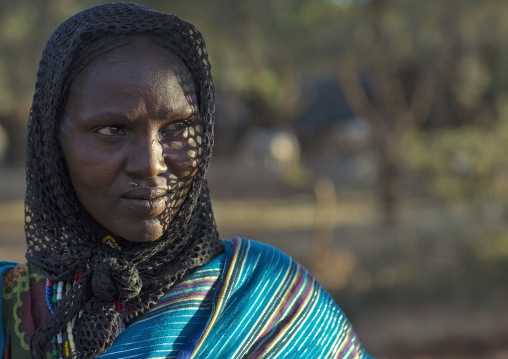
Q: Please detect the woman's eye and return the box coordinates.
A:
[96,126,126,136]
[168,121,190,131]
[162,120,191,137]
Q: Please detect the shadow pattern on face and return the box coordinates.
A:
[60,38,204,244]
[25,4,223,358]
[156,50,205,238]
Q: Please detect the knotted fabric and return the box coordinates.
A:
[91,255,142,302]
[25,3,224,358]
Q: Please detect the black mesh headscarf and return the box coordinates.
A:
[25,3,223,358]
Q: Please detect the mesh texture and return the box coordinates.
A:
[25,3,224,358]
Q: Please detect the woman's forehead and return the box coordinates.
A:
[64,40,197,121]
[67,38,196,106]
[80,37,190,81]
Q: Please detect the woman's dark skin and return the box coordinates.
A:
[59,38,204,243]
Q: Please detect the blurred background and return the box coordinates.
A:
[1,0,508,357]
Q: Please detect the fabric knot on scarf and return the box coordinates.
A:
[92,256,142,302]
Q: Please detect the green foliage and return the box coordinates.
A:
[3,0,508,137]
[143,0,349,111]
[404,96,508,200]
[0,0,83,114]
[2,0,508,121]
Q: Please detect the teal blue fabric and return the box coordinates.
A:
[99,238,373,359]
[98,252,226,358]
[1,240,373,358]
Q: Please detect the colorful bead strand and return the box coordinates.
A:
[46,279,55,315]
[45,267,119,358]
[102,235,121,251]
[67,321,76,357]
[57,281,64,303]
[53,282,58,304]
[57,332,64,359]
[64,282,77,358]
[51,336,58,359]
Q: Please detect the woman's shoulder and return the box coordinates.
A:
[219,237,336,313]
[200,237,373,358]
[221,235,338,292]
[222,237,294,264]
[221,237,313,281]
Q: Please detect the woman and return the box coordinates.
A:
[1,3,372,358]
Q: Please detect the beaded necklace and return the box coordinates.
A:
[45,236,123,358]
[46,278,76,358]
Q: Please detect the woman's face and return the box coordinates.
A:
[59,39,203,242]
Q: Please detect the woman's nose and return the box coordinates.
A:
[125,136,168,178]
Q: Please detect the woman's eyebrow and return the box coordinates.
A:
[79,111,137,123]
[158,107,197,120]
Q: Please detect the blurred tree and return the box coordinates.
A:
[146,0,352,128]
[336,0,437,223]
[0,0,84,165]
[336,0,508,222]
[5,0,508,218]
[405,94,508,201]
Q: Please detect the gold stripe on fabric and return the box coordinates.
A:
[189,238,245,358]
[335,322,355,356]
[243,263,300,355]
[228,251,293,358]
[174,276,218,286]
[257,277,316,358]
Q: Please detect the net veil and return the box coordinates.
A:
[24,3,224,358]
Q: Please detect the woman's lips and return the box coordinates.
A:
[123,188,169,200]
[122,188,171,214]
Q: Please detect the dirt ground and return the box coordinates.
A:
[1,164,508,358]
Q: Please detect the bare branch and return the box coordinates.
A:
[409,76,437,125]
[337,57,383,130]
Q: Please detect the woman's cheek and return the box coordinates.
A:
[163,152,200,187]
[183,123,204,172]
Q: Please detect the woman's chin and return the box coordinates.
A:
[115,220,166,243]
